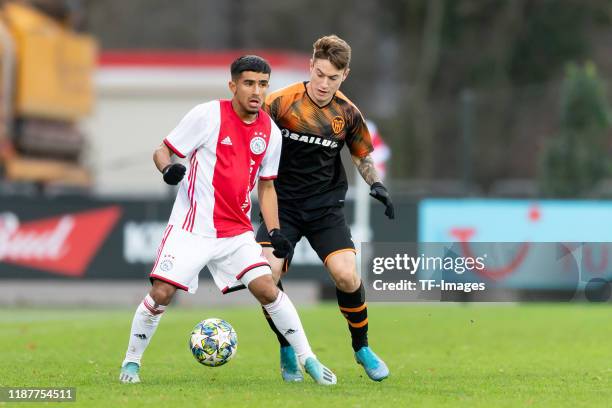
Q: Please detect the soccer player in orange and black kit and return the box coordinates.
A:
[256,35,394,382]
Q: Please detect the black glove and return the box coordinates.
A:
[162,164,186,185]
[370,182,395,219]
[269,228,293,258]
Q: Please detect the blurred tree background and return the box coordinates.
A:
[540,62,612,197]
[79,0,612,196]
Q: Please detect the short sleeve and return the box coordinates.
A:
[259,121,282,179]
[346,108,374,158]
[164,102,217,158]
[263,93,280,122]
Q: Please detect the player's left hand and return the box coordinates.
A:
[269,228,293,259]
[370,182,395,219]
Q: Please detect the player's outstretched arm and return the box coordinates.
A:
[258,180,292,258]
[153,143,186,185]
[351,154,395,219]
[351,154,380,186]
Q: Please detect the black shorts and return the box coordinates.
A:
[256,204,355,271]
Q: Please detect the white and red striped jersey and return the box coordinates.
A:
[163,99,282,238]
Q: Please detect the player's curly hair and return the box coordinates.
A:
[230,55,271,80]
[312,35,351,70]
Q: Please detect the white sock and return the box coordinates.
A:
[263,291,315,365]
[122,294,166,366]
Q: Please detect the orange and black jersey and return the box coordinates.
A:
[264,82,373,208]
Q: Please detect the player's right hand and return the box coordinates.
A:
[269,228,293,259]
[162,163,186,185]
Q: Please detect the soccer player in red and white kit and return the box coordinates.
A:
[119,56,336,386]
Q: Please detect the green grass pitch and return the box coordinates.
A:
[1,303,612,407]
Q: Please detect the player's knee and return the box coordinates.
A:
[248,275,279,304]
[150,280,177,305]
[327,255,359,292]
[260,289,279,305]
[331,268,360,292]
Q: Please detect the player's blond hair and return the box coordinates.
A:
[312,35,351,70]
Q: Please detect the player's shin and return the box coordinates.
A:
[123,294,166,366]
[261,280,291,347]
[337,282,369,352]
[262,290,315,365]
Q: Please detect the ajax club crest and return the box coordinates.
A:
[160,254,175,272]
[250,132,267,155]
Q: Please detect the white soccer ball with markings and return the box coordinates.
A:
[189,318,238,367]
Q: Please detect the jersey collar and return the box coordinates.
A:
[303,81,335,109]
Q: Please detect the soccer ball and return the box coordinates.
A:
[189,318,238,367]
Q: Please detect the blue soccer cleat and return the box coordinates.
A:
[280,346,303,382]
[355,346,389,381]
[119,362,141,384]
[303,357,337,385]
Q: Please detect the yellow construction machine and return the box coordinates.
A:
[0,1,96,189]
